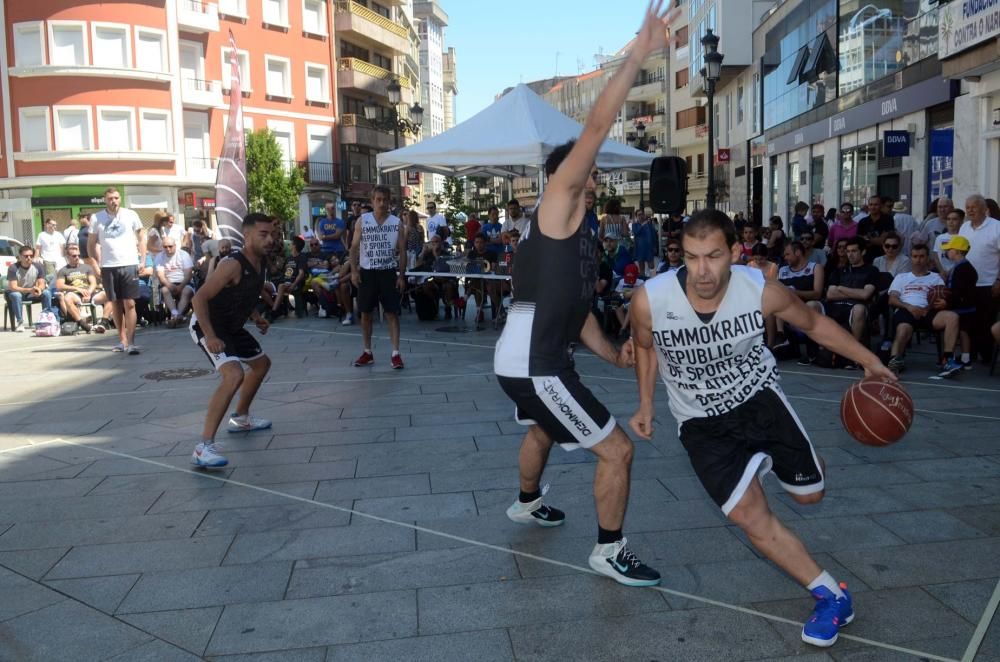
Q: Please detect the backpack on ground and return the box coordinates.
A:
[413,289,438,321]
[60,321,79,336]
[34,311,61,337]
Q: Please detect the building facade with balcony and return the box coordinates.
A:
[0,0,341,241]
[749,0,957,227]
[335,0,419,207]
[413,0,447,198]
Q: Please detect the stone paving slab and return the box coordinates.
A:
[0,316,997,661]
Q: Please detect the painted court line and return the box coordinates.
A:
[961,577,1000,662]
[26,435,958,662]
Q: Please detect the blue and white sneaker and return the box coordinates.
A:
[938,358,963,378]
[588,537,661,587]
[191,442,228,469]
[802,584,854,647]
[227,414,272,433]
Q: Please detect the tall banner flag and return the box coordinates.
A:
[214,30,248,247]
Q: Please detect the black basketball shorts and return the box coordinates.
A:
[101,265,140,301]
[679,386,824,515]
[189,318,263,370]
[358,268,401,315]
[497,370,615,450]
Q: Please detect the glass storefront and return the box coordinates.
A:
[762,0,838,130]
[837,1,939,96]
[770,155,780,219]
[811,154,825,206]
[840,143,878,206]
[787,159,801,218]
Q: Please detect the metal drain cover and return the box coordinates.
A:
[142,367,213,381]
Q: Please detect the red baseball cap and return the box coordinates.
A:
[624,263,639,285]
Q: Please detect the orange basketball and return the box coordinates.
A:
[929,285,951,307]
[840,378,914,446]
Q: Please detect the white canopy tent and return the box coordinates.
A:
[375,84,656,178]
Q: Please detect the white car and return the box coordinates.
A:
[0,236,25,276]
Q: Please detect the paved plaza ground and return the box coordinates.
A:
[0,312,997,661]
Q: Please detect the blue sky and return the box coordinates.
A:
[446,1,643,123]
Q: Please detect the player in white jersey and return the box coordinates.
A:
[629,209,896,648]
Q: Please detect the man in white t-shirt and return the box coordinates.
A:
[889,201,917,254]
[36,218,67,276]
[88,187,145,354]
[501,198,531,236]
[958,194,1000,362]
[63,219,80,247]
[886,244,960,377]
[155,238,195,327]
[425,202,449,244]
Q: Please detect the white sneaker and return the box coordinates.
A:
[588,537,661,587]
[191,442,228,468]
[318,308,328,318]
[227,414,272,433]
[341,314,354,326]
[505,497,565,527]
[14,322,24,333]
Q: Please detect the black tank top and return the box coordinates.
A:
[207,252,265,335]
[494,210,597,376]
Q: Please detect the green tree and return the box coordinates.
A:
[246,129,305,230]
[441,176,470,239]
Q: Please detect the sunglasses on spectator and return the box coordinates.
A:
[22,253,35,258]
[666,247,681,252]
[884,243,900,249]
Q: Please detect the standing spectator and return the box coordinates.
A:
[852,201,868,223]
[55,244,97,332]
[631,209,656,276]
[464,214,482,249]
[828,206,859,251]
[63,219,80,246]
[598,199,627,241]
[800,231,827,267]
[656,238,684,273]
[601,235,633,278]
[738,225,760,264]
[184,219,213,263]
[316,202,347,259]
[765,216,785,263]
[857,195,894,263]
[155,238,195,327]
[344,200,363,247]
[350,186,408,369]
[808,203,830,247]
[988,198,1000,220]
[940,235,978,369]
[932,209,965,277]
[36,218,66,277]
[663,211,685,241]
[88,187,145,354]
[502,199,530,236]
[273,236,309,317]
[4,245,51,332]
[404,209,425,267]
[886,244,961,376]
[482,206,503,247]
[889,201,917,254]
[300,224,315,240]
[147,212,184,259]
[825,238,878,352]
[584,190,599,236]
[77,214,97,276]
[790,201,809,240]
[426,201,449,242]
[917,196,952,243]
[959,194,1000,363]
[873,232,911,277]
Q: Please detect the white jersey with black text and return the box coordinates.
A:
[359,212,401,270]
[644,265,780,425]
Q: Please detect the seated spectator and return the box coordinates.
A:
[830,238,849,271]
[738,225,759,264]
[205,239,233,280]
[55,245,97,332]
[799,231,826,267]
[411,236,457,320]
[584,190,599,236]
[940,235,979,369]
[662,212,685,242]
[887,244,961,377]
[601,235,633,279]
[748,243,778,280]
[915,196,951,244]
[466,233,499,323]
[155,239,195,327]
[825,238,878,352]
[657,238,684,273]
[790,201,809,240]
[464,215,482,248]
[502,199,530,236]
[778,241,825,363]
[808,203,830,247]
[272,236,309,318]
[765,216,785,263]
[873,232,911,277]
[932,208,965,277]
[598,199,627,242]
[613,263,641,338]
[4,245,51,332]
[302,238,334,317]
[858,195,895,263]
[828,205,859,251]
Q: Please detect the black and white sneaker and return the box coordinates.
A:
[588,537,661,587]
[505,496,565,527]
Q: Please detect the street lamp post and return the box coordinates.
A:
[363,78,423,196]
[700,29,724,210]
[625,120,658,212]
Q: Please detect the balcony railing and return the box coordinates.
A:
[177,0,219,31]
[337,57,411,89]
[335,0,407,40]
[182,77,216,92]
[298,160,338,184]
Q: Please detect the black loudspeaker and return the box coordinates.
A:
[649,156,688,215]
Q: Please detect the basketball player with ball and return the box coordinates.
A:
[629,209,899,648]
